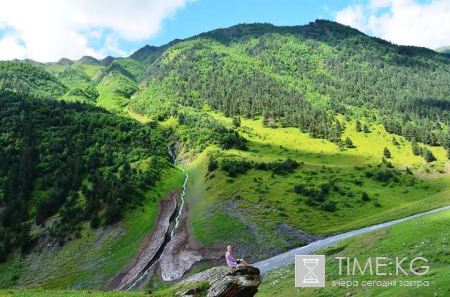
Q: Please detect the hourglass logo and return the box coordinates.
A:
[295,255,325,287]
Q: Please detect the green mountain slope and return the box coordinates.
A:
[57,68,99,102]
[436,46,450,54]
[0,90,170,263]
[1,19,450,292]
[97,58,146,82]
[128,19,450,263]
[129,39,180,67]
[0,62,68,98]
[131,20,450,148]
[96,70,139,112]
[44,56,104,81]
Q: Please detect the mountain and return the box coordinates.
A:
[131,20,450,147]
[100,55,116,66]
[1,19,450,293]
[436,46,450,54]
[58,58,73,66]
[78,56,101,65]
[129,39,181,66]
[0,61,68,98]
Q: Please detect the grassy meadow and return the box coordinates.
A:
[183,112,450,259]
[257,209,450,297]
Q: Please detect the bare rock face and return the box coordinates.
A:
[175,266,261,297]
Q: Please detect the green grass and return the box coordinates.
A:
[186,148,256,248]
[45,62,103,80]
[0,290,143,297]
[184,113,450,258]
[257,209,450,297]
[212,113,448,169]
[95,71,138,113]
[0,168,185,290]
[150,281,210,297]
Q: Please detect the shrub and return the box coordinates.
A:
[90,212,101,229]
[322,201,337,212]
[361,191,370,201]
[422,148,436,162]
[221,159,252,177]
[270,158,299,175]
[208,156,218,172]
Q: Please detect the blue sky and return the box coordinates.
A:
[148,0,344,46]
[0,0,449,62]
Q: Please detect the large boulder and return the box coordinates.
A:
[175,266,261,297]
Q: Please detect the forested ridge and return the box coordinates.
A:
[0,62,68,98]
[130,20,450,150]
[0,90,169,261]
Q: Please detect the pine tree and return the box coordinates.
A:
[411,139,421,156]
[355,120,362,132]
[0,245,6,263]
[208,156,218,172]
[345,137,355,148]
[383,147,391,158]
[90,212,101,229]
[422,148,436,162]
[232,116,241,128]
[2,232,11,254]
[392,136,399,146]
[361,191,370,201]
[363,124,370,133]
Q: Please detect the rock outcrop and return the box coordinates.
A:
[175,266,261,297]
[159,203,225,281]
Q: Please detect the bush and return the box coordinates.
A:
[90,212,101,229]
[353,179,363,186]
[105,203,122,224]
[254,161,268,170]
[218,131,248,150]
[0,245,6,263]
[373,169,394,181]
[221,159,252,177]
[270,158,299,175]
[208,156,218,172]
[294,183,306,194]
[232,116,241,128]
[422,148,436,162]
[322,201,337,212]
[361,191,370,201]
[305,197,315,206]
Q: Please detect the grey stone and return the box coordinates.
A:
[175,266,261,297]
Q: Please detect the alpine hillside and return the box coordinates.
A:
[0,20,449,295]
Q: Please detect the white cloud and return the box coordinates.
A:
[335,0,450,49]
[0,0,193,62]
[0,34,27,60]
[335,5,367,31]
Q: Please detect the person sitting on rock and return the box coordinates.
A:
[225,245,249,267]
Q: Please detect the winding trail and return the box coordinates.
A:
[122,147,188,291]
[254,205,450,275]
